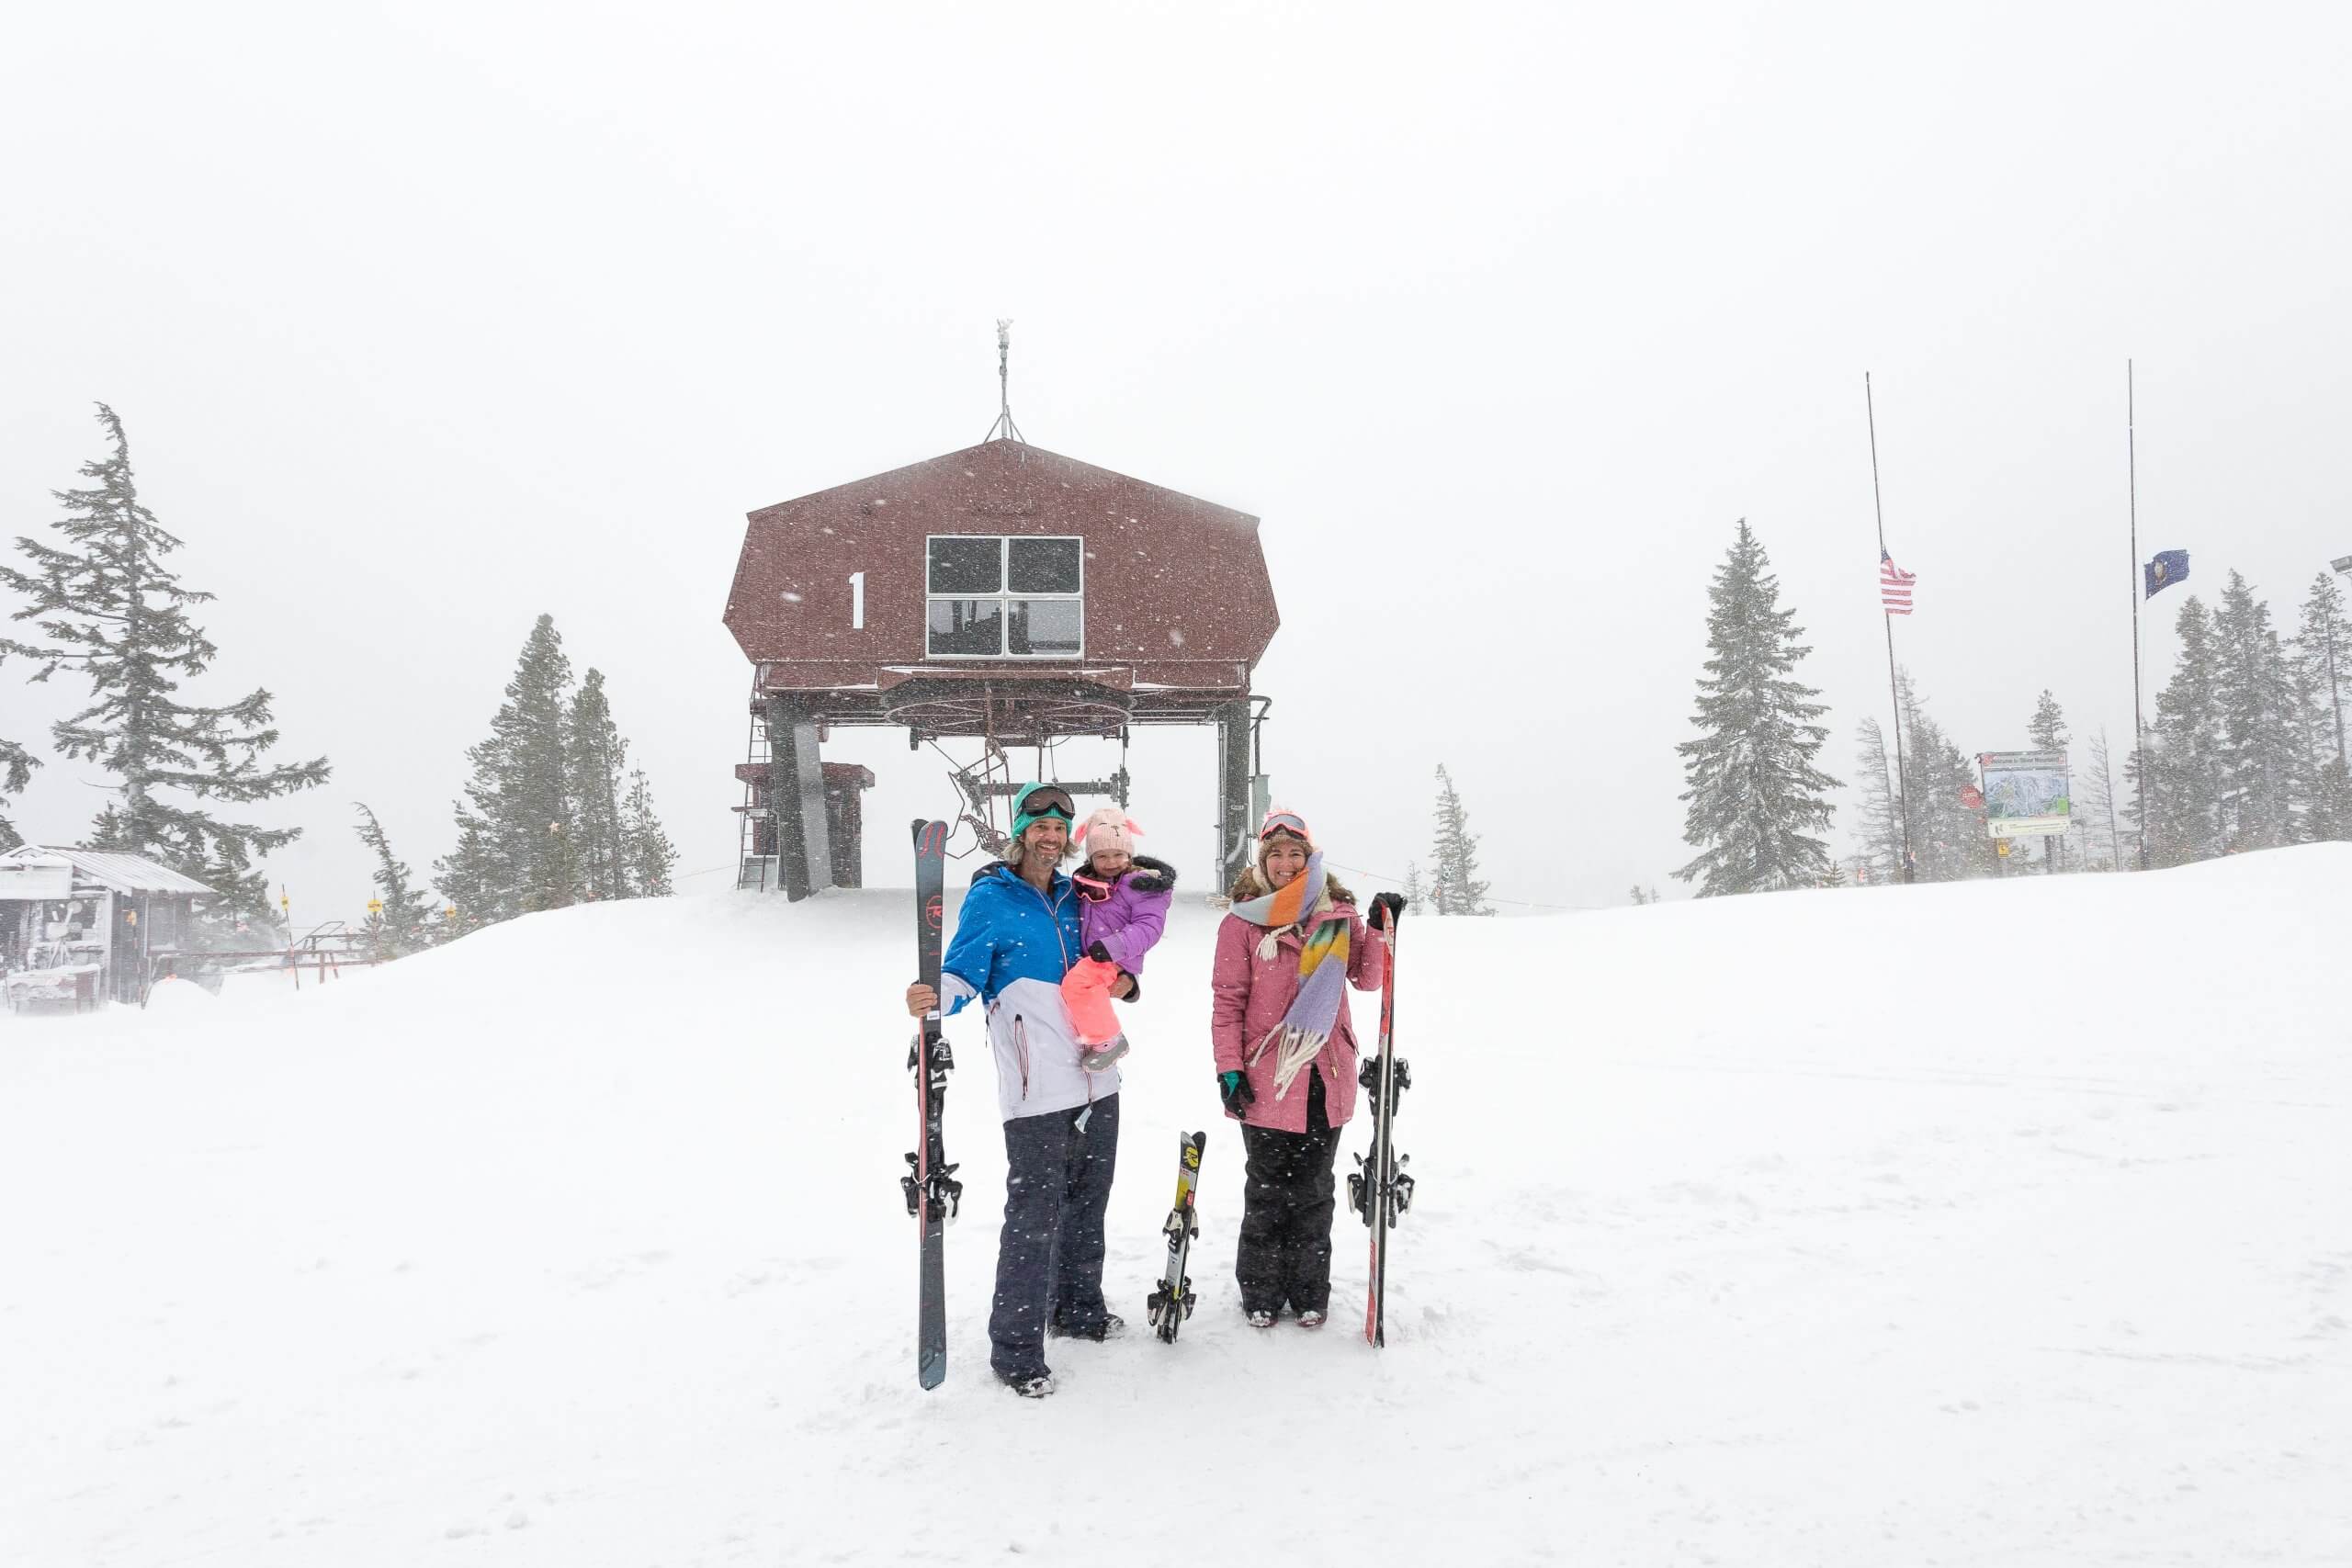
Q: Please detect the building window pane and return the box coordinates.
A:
[928,536,1001,594]
[1008,536,1082,594]
[927,597,1003,656]
[1008,598,1082,657]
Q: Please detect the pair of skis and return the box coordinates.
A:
[1349,897,1414,1347]
[902,820,961,1390]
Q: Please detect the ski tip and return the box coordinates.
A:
[919,1355,946,1390]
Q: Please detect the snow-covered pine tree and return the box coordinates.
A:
[0,626,51,852]
[0,646,34,852]
[2079,728,2122,870]
[1629,885,1649,906]
[354,803,441,960]
[619,767,677,897]
[2307,755,2352,842]
[2210,573,2303,852]
[2144,594,2225,864]
[0,405,329,924]
[435,615,578,927]
[2027,690,2070,751]
[2295,570,2352,780]
[1892,669,1993,882]
[2292,572,2350,838]
[1851,716,1905,882]
[565,668,629,900]
[2025,690,2073,872]
[1428,763,1493,915]
[1402,861,1425,908]
[1673,522,1840,896]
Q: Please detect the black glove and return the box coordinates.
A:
[1088,941,1114,964]
[1368,892,1406,932]
[1218,1070,1256,1117]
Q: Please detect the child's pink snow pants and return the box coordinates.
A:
[1060,957,1124,1045]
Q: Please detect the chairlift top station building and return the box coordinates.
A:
[724,337,1279,898]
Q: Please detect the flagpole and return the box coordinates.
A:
[1867,372,1916,883]
[2128,359,2151,871]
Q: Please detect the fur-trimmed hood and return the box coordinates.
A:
[1119,854,1176,895]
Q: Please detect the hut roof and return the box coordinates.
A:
[2,846,215,896]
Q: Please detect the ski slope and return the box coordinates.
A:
[4,847,2348,1566]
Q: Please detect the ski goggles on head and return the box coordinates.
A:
[1257,809,1310,841]
[1018,785,1077,822]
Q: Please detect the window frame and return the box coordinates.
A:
[924,534,1085,660]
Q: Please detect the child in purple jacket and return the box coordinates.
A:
[1063,808,1176,1070]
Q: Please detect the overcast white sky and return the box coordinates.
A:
[6,2,2349,916]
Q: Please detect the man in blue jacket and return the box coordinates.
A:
[904,784,1130,1398]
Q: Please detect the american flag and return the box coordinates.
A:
[1880,547,1915,615]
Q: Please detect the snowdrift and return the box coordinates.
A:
[4,847,2348,1565]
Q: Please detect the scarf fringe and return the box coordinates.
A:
[1246,1022,1333,1100]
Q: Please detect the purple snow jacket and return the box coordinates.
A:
[1076,855,1176,976]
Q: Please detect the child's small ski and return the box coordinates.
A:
[1145,1131,1207,1342]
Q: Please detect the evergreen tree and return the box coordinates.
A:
[2079,728,2122,870]
[2143,594,2226,864]
[435,615,578,927]
[619,767,677,897]
[2295,571,2351,781]
[1673,522,1840,896]
[2211,571,2300,851]
[2024,690,2073,872]
[1402,861,1425,908]
[0,404,328,918]
[1629,885,1649,906]
[1851,716,1905,882]
[1892,670,1994,882]
[565,669,629,900]
[1427,763,1493,915]
[0,628,54,852]
[0,649,33,852]
[2307,757,2352,842]
[354,803,442,960]
[2027,690,2070,751]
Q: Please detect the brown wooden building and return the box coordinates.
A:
[724,436,1279,897]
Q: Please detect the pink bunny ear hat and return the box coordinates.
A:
[1080,807,1144,858]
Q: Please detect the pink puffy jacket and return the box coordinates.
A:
[1209,900,1387,1135]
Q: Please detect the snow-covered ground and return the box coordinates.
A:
[5,848,2348,1566]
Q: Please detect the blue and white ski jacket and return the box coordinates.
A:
[939,862,1117,1122]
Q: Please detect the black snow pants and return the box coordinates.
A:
[989,1092,1121,1379]
[1236,1069,1345,1317]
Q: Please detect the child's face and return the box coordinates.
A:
[1089,847,1132,877]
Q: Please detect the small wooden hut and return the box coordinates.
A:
[0,846,214,1008]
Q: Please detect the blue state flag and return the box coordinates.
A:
[2144,549,2190,599]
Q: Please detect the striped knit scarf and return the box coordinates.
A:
[1232,852,1350,1100]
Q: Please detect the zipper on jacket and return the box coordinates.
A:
[1028,880,1076,974]
[1013,1014,1031,1099]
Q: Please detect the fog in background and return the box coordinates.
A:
[6,2,2349,915]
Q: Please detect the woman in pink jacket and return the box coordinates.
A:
[1210,807,1399,1327]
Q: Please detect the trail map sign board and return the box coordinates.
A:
[1977,750,2071,838]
